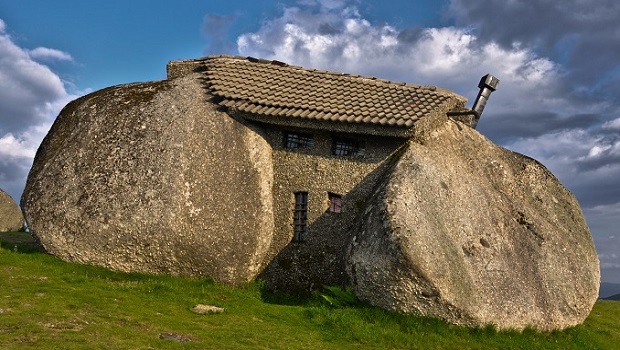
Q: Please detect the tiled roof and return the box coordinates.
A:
[195,55,466,128]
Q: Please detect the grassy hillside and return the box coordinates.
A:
[1,231,619,349]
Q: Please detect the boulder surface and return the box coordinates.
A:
[21,74,274,285]
[0,188,23,232]
[346,115,600,331]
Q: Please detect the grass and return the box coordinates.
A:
[1,231,619,349]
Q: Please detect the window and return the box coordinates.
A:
[293,192,308,242]
[328,193,342,213]
[284,132,314,149]
[332,138,365,156]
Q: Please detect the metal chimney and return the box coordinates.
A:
[471,74,499,128]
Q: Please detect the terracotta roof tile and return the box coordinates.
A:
[194,55,466,128]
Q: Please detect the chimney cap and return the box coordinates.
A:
[478,74,499,91]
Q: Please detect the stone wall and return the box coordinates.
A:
[166,58,208,80]
[255,123,406,293]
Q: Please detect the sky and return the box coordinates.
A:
[0,0,619,284]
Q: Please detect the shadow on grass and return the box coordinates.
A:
[0,231,46,253]
[259,281,364,310]
[259,281,315,306]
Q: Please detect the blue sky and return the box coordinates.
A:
[0,1,449,90]
[1,0,619,284]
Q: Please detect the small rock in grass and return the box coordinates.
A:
[159,332,191,342]
[192,304,224,314]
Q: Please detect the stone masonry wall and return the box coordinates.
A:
[254,122,407,294]
[167,59,208,80]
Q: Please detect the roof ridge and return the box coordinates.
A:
[203,54,447,92]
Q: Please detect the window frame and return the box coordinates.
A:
[293,192,309,242]
[332,137,365,157]
[284,131,314,149]
[328,192,343,213]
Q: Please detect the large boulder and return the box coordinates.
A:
[347,115,600,331]
[0,188,23,232]
[21,74,274,285]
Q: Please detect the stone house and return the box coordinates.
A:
[23,55,599,329]
[168,55,473,292]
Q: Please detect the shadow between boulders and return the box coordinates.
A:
[257,148,405,299]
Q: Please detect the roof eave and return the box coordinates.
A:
[231,111,412,138]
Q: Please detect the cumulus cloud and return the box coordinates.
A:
[505,129,620,206]
[0,134,37,159]
[0,19,78,203]
[447,0,620,101]
[603,118,620,131]
[236,4,561,94]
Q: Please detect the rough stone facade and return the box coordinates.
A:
[255,123,406,293]
[346,115,600,330]
[0,188,23,232]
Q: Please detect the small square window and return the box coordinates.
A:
[284,132,314,149]
[328,193,342,213]
[332,138,364,156]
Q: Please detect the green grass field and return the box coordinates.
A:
[1,231,618,349]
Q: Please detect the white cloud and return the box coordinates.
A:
[237,6,397,74]
[0,20,79,203]
[505,129,620,187]
[593,236,620,271]
[601,261,620,270]
[506,129,590,162]
[0,133,37,159]
[603,118,620,131]
[0,41,68,127]
[297,0,352,11]
[587,202,620,218]
[29,47,74,62]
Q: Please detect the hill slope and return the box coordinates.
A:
[599,282,620,299]
[604,293,620,301]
